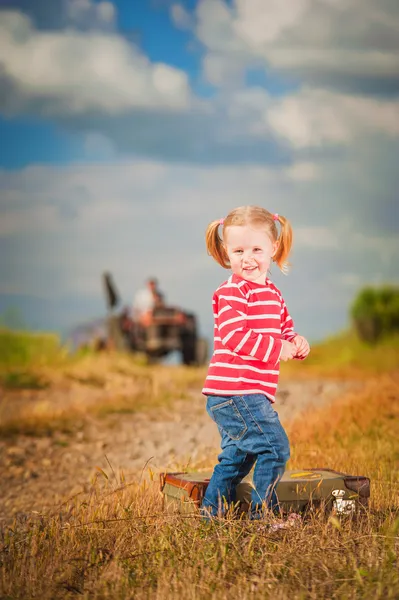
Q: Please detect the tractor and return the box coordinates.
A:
[100,272,208,366]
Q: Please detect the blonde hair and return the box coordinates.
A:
[205,205,293,274]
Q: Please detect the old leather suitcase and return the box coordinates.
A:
[160,469,370,516]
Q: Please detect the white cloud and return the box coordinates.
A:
[0,10,192,116]
[1,157,398,339]
[195,0,399,91]
[96,2,115,23]
[232,0,310,46]
[83,132,117,159]
[65,0,116,28]
[351,231,398,267]
[170,4,193,30]
[267,89,399,147]
[0,6,397,162]
[337,273,363,288]
[285,162,319,182]
[1,158,396,277]
[295,226,339,248]
[203,52,247,87]
[223,86,399,148]
[0,206,60,237]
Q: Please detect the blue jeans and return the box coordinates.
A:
[201,394,290,519]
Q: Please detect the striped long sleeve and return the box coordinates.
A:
[281,300,297,342]
[203,275,297,402]
[216,292,282,366]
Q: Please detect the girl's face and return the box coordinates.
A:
[224,224,278,284]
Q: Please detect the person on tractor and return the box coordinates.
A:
[132,277,164,326]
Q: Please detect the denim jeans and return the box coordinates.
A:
[201,394,290,519]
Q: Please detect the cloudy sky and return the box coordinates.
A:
[0,0,398,342]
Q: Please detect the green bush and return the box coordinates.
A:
[351,285,399,343]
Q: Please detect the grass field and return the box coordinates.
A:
[1,328,398,382]
[280,330,399,378]
[0,329,398,598]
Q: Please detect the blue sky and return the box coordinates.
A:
[0,0,202,168]
[0,0,295,169]
[0,0,398,342]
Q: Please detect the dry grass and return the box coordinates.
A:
[1,375,398,599]
[1,328,398,438]
[1,329,398,598]
[0,350,206,437]
[280,331,399,380]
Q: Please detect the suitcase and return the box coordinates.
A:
[160,469,370,516]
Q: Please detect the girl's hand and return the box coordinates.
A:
[280,340,296,361]
[293,335,310,359]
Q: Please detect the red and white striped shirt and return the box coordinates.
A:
[202,274,297,403]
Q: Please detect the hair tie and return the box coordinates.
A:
[219,218,224,225]
[272,213,279,221]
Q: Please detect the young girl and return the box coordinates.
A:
[201,205,310,521]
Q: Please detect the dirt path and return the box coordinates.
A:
[0,379,354,523]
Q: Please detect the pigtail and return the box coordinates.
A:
[273,214,293,274]
[205,220,230,269]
